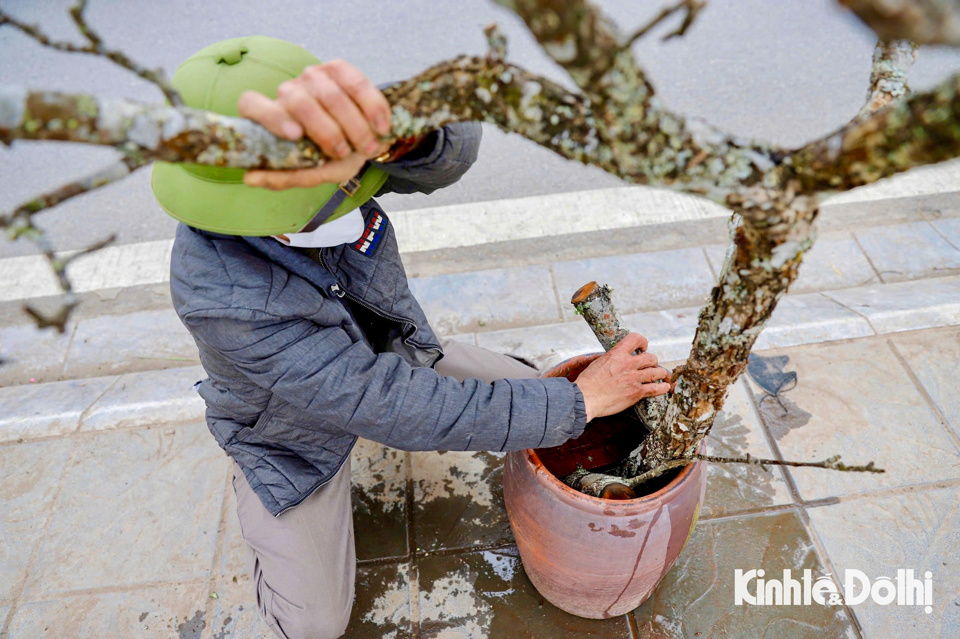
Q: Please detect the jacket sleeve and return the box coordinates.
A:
[180,304,587,452]
[373,122,482,196]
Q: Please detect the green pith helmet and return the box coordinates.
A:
[151,35,388,236]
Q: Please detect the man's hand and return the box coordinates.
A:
[237,59,392,190]
[573,333,672,422]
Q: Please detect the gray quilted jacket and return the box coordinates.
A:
[170,122,587,516]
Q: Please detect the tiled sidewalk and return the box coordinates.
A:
[1,326,957,638]
[3,215,959,387]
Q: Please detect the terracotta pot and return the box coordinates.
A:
[503,354,707,619]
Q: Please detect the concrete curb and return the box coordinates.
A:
[2,276,958,442]
[0,366,206,444]
[4,179,958,304]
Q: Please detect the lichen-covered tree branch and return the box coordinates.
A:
[840,0,960,46]
[857,39,918,120]
[2,0,959,488]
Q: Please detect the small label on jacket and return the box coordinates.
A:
[350,210,387,257]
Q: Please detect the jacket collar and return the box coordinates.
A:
[198,229,339,297]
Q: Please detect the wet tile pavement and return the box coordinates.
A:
[1,327,958,638]
[632,510,858,638]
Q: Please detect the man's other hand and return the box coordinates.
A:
[573,333,672,422]
[238,60,391,190]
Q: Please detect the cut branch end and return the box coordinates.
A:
[571,281,600,305]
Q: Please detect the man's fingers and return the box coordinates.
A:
[633,334,649,353]
[302,67,382,156]
[280,84,352,159]
[238,90,303,140]
[637,366,670,384]
[640,382,672,398]
[244,154,366,190]
[632,352,659,369]
[612,333,648,355]
[324,60,392,135]
[245,167,335,190]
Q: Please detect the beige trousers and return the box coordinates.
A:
[231,339,539,639]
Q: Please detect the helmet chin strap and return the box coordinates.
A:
[295,162,373,234]
[273,162,373,248]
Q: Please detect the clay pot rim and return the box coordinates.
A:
[523,443,704,516]
[529,352,704,515]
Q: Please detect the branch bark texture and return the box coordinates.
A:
[789,70,960,191]
[570,281,667,430]
[857,39,918,119]
[840,0,960,45]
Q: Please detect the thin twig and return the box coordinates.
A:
[484,23,508,61]
[623,459,691,489]
[693,453,884,473]
[621,0,706,49]
[20,230,117,334]
[23,298,78,333]
[58,233,117,271]
[563,450,883,497]
[2,158,144,332]
[1,159,141,230]
[0,3,181,105]
[624,452,883,490]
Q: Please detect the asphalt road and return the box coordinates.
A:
[2,0,960,258]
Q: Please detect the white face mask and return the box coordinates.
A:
[272,209,366,248]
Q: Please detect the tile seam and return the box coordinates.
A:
[701,245,719,280]
[801,477,960,509]
[13,577,211,603]
[55,321,80,381]
[887,340,960,452]
[819,291,880,335]
[749,342,870,636]
[849,232,887,285]
[404,451,421,638]
[547,263,566,323]
[0,414,206,447]
[199,464,234,639]
[356,555,408,568]
[926,219,960,254]
[75,373,124,431]
[414,540,517,561]
[795,505,867,639]
[698,503,797,523]
[741,382,809,510]
[408,560,421,639]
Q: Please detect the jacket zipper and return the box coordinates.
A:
[316,248,422,342]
